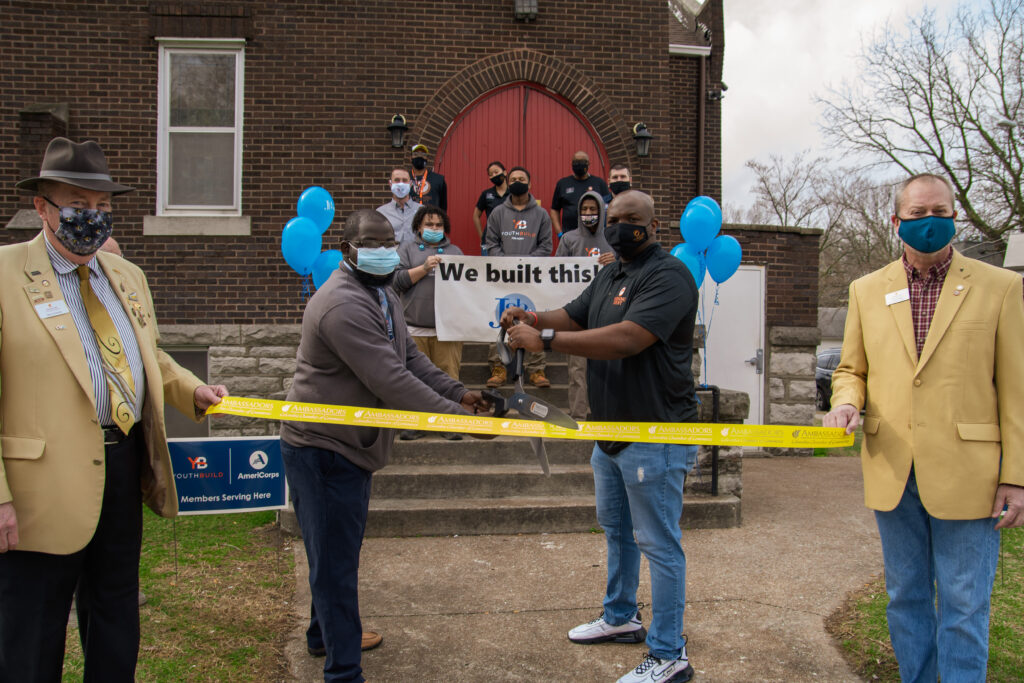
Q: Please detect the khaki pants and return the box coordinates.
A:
[567,354,589,420]
[487,343,545,375]
[413,336,463,381]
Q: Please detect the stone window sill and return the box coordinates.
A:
[143,215,251,236]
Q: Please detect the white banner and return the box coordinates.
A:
[433,255,603,342]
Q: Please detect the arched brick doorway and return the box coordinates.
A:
[436,82,609,254]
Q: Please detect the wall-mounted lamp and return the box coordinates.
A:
[632,122,653,158]
[387,114,409,148]
[513,0,538,22]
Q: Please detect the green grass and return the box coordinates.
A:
[62,509,295,682]
[828,526,1024,681]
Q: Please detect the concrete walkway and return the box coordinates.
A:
[285,456,882,682]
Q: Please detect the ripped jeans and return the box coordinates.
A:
[591,442,698,660]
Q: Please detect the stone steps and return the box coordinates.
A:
[365,493,741,536]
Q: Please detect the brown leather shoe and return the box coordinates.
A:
[486,365,507,388]
[362,630,383,651]
[529,370,551,388]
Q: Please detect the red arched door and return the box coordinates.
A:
[436,82,609,254]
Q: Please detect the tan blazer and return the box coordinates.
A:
[832,250,1024,519]
[0,233,203,554]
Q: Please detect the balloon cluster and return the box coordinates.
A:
[280,187,344,294]
[670,196,742,287]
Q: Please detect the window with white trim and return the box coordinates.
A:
[157,38,244,216]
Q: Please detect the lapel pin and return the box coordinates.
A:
[30,270,41,276]
[55,325,65,330]
[28,287,40,293]
[41,280,50,287]
[120,283,126,292]
[45,291,54,299]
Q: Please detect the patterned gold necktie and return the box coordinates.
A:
[77,265,136,434]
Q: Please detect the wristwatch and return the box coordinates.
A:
[540,329,556,351]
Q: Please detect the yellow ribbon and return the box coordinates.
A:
[207,396,855,449]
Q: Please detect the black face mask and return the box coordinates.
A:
[509,181,529,196]
[609,181,631,195]
[604,222,649,259]
[572,161,589,177]
[411,157,427,170]
[490,173,506,187]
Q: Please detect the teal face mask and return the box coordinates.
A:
[355,247,400,275]
[422,228,445,244]
[897,215,955,253]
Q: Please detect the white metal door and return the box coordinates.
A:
[696,265,765,424]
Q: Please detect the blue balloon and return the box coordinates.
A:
[680,201,721,252]
[705,234,742,283]
[281,217,323,276]
[312,249,344,289]
[297,186,335,234]
[684,195,723,226]
[670,243,705,288]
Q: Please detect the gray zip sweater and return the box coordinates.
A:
[393,234,464,328]
[280,265,469,472]
[555,190,612,257]
[484,194,553,256]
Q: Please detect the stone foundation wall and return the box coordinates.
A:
[766,325,819,456]
[161,324,300,438]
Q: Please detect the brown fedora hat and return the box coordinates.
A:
[16,137,134,195]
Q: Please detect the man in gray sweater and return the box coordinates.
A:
[280,209,489,683]
[483,166,553,387]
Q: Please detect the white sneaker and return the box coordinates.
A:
[616,649,694,683]
[567,613,646,644]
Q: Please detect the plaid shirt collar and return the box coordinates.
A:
[902,247,953,284]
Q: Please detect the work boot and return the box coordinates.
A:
[486,365,506,388]
[529,369,551,388]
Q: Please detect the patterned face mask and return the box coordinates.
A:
[44,197,113,255]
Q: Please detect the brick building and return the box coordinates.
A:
[0,0,819,435]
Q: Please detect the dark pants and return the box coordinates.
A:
[0,426,143,683]
[281,441,372,683]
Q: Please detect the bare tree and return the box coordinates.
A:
[818,0,1024,244]
[742,151,903,305]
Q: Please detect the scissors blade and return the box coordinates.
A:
[509,392,580,430]
[528,436,551,476]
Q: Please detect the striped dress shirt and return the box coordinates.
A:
[44,234,146,426]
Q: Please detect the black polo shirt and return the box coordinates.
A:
[476,187,509,215]
[563,244,699,454]
[551,175,610,232]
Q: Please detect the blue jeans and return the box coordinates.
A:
[591,442,697,660]
[281,441,372,683]
[874,470,1000,683]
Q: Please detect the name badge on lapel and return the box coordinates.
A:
[885,288,910,306]
[35,300,70,319]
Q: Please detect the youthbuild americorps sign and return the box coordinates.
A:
[168,436,287,515]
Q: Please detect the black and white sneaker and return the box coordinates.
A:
[616,648,694,683]
[568,613,646,644]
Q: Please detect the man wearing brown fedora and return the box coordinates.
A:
[0,137,229,681]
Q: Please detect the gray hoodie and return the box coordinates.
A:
[280,265,468,472]
[484,194,553,256]
[555,190,612,257]
[394,233,464,328]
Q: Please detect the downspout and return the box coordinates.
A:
[697,54,706,197]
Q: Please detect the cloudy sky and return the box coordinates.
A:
[721,0,960,210]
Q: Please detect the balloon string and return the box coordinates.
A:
[301,274,312,300]
[700,283,721,388]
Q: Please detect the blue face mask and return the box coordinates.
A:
[897,215,955,254]
[356,246,400,275]
[421,228,444,244]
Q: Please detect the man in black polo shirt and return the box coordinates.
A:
[503,190,699,683]
[549,150,610,235]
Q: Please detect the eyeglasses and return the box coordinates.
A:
[352,239,397,249]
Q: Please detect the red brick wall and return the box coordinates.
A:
[722,225,821,328]
[0,1,757,325]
